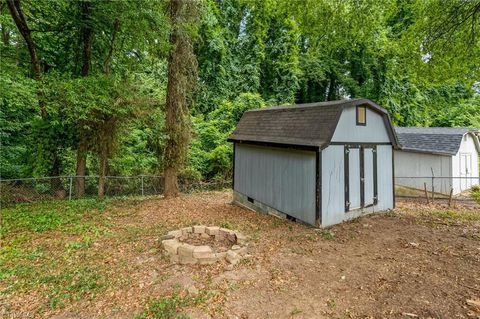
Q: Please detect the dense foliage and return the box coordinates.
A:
[1,0,479,184]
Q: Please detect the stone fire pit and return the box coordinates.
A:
[161,226,248,265]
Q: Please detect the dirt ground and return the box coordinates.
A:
[2,192,480,318]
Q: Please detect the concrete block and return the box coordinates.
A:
[236,234,247,245]
[193,225,206,234]
[178,244,195,257]
[167,230,182,238]
[219,228,236,242]
[169,254,179,263]
[181,227,193,235]
[162,239,181,255]
[179,255,197,265]
[219,228,233,235]
[226,250,240,265]
[215,252,227,259]
[192,245,213,259]
[205,226,220,236]
[198,256,218,265]
[237,247,248,255]
[160,234,175,241]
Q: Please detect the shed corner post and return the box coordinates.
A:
[392,145,395,209]
[232,143,236,190]
[315,148,322,227]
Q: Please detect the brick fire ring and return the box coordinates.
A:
[161,226,248,265]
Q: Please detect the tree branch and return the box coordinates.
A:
[6,0,46,117]
[103,19,120,75]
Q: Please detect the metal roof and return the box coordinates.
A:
[395,127,480,156]
[228,98,398,149]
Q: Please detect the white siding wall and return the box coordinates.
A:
[394,151,452,194]
[321,145,345,226]
[377,145,394,211]
[331,105,390,143]
[452,133,480,193]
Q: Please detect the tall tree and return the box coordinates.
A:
[75,0,94,197]
[163,0,198,197]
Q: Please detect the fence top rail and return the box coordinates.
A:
[0,175,164,182]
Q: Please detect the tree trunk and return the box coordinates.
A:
[50,152,65,198]
[97,144,108,199]
[327,73,336,101]
[75,139,87,197]
[164,167,179,197]
[163,0,198,198]
[7,0,65,195]
[7,0,46,116]
[75,0,94,197]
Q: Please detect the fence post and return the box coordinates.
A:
[430,168,435,202]
[141,176,144,196]
[69,176,73,200]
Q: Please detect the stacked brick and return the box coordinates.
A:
[161,226,248,265]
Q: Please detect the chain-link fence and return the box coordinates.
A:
[0,175,231,206]
[395,176,480,202]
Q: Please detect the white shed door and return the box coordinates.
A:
[460,153,472,190]
[345,145,378,211]
[348,148,361,209]
[364,148,375,206]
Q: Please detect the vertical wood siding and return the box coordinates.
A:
[348,148,361,209]
[377,145,394,211]
[394,151,452,194]
[452,133,480,193]
[322,144,394,226]
[364,148,374,206]
[331,106,390,143]
[321,145,345,226]
[234,144,316,225]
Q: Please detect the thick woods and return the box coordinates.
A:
[1,0,478,193]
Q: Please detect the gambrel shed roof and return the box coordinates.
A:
[228,98,399,149]
[395,127,480,156]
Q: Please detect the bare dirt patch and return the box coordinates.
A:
[2,192,479,318]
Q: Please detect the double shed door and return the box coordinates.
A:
[345,145,377,211]
[459,153,473,190]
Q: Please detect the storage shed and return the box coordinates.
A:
[394,127,480,195]
[228,99,399,227]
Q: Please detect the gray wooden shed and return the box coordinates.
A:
[228,99,399,227]
[394,127,480,194]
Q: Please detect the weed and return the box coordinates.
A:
[290,307,303,316]
[327,298,336,310]
[318,230,335,239]
[429,210,480,222]
[135,293,192,319]
[43,265,107,309]
[220,220,233,229]
[471,186,480,204]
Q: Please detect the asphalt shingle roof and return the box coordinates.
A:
[395,127,479,155]
[228,98,398,148]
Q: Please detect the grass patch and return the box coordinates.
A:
[471,185,480,204]
[0,198,112,304]
[43,265,107,309]
[427,210,480,222]
[1,198,108,236]
[135,291,210,319]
